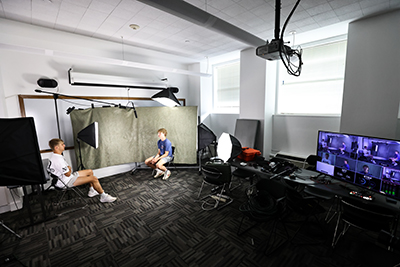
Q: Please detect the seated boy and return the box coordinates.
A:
[47,138,116,203]
[144,128,173,180]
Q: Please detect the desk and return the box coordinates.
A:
[231,160,400,213]
[232,159,400,249]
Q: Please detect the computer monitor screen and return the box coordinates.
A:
[316,130,400,200]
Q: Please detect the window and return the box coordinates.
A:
[213,60,240,113]
[277,40,347,115]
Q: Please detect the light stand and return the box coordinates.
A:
[76,122,98,170]
[77,139,85,170]
[0,220,21,239]
[53,93,61,139]
[36,79,62,139]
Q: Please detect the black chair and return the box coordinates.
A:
[167,146,177,172]
[197,165,233,210]
[332,197,397,250]
[303,185,337,223]
[284,181,327,245]
[302,155,322,171]
[230,168,257,192]
[44,159,87,215]
[48,173,87,215]
[237,178,290,255]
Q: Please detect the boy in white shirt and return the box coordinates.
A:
[47,138,116,203]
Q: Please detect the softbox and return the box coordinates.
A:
[198,123,216,151]
[77,122,98,148]
[0,117,46,186]
[217,132,242,163]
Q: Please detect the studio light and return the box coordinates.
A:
[217,132,242,163]
[151,87,181,107]
[77,122,98,149]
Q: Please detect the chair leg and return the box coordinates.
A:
[325,195,340,223]
[333,223,350,248]
[264,219,290,256]
[332,215,341,248]
[53,186,87,216]
[290,214,326,246]
[197,181,205,199]
[230,175,243,191]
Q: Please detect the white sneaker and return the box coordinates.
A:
[88,188,99,197]
[100,193,117,203]
[154,170,165,178]
[163,170,171,180]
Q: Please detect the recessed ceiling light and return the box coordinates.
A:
[129,24,140,30]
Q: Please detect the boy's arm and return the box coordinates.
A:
[152,149,162,162]
[65,166,72,177]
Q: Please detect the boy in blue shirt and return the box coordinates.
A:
[145,128,173,180]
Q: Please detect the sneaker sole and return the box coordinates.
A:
[100,198,117,203]
[154,173,164,178]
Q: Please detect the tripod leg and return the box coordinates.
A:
[0,221,21,238]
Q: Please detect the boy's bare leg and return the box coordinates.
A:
[156,162,166,172]
[73,170,104,194]
[145,157,157,169]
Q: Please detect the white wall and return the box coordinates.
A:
[272,115,341,158]
[240,48,266,152]
[340,9,400,139]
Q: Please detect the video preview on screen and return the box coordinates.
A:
[316,130,400,200]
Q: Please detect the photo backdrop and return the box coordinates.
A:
[70,106,197,169]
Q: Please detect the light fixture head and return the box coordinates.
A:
[151,87,181,107]
[77,122,99,149]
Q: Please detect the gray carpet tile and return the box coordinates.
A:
[1,168,400,267]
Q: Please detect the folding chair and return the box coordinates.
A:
[44,159,87,216]
[197,165,233,210]
[332,197,397,250]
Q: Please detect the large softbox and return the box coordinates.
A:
[77,122,98,148]
[217,132,242,163]
[0,117,46,186]
[198,123,216,151]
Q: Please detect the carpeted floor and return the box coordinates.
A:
[1,168,400,267]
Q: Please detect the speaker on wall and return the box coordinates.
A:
[37,78,58,88]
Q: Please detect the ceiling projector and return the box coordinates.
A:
[256,39,293,61]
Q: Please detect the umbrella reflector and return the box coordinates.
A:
[217,132,242,162]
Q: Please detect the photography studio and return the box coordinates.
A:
[1,0,400,266]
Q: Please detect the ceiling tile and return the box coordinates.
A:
[0,0,398,61]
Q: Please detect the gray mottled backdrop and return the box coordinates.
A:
[70,106,197,169]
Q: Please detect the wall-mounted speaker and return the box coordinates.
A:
[37,78,58,88]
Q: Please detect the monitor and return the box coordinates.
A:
[316,130,400,200]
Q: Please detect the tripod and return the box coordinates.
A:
[77,139,85,170]
[0,221,21,239]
